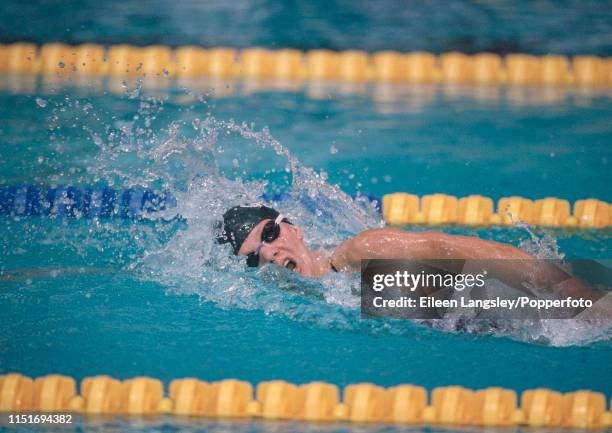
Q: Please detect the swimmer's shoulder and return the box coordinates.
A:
[330,228,447,272]
[329,228,403,272]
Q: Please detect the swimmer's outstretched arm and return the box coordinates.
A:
[331,228,532,266]
[331,228,603,302]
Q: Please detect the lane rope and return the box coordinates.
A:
[1,185,609,228]
[1,43,611,86]
[0,373,610,428]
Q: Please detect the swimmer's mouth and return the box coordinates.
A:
[283,259,297,271]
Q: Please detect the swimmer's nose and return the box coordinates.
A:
[259,244,278,263]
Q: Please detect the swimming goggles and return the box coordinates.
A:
[246,214,288,267]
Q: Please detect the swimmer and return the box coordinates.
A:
[217,204,608,307]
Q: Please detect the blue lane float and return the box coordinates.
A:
[0,185,177,219]
[0,185,381,219]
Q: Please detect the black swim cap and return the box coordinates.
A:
[217,205,281,255]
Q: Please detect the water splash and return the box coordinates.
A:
[125,110,383,332]
[515,220,565,260]
[24,83,611,347]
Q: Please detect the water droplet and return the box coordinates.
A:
[232,158,240,168]
[329,145,338,154]
[383,175,392,183]
[58,61,65,69]
[36,98,48,108]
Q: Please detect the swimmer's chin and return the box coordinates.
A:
[296,264,314,277]
[292,254,330,278]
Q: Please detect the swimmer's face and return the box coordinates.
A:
[238,219,316,277]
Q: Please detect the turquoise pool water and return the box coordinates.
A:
[1,79,610,202]
[1,2,612,431]
[1,77,611,401]
[2,0,611,56]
